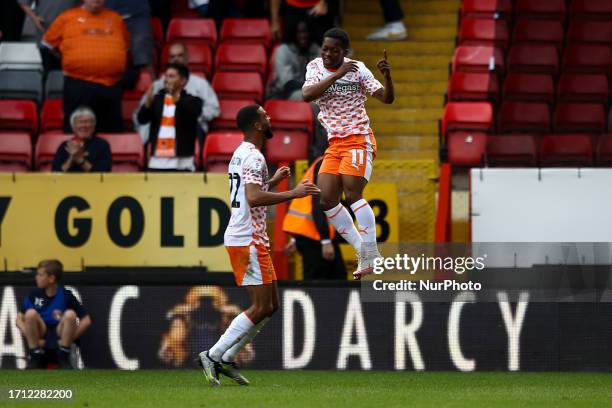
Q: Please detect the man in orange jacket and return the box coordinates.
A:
[283,157,346,279]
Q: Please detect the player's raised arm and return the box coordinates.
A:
[246,180,320,208]
[372,49,394,104]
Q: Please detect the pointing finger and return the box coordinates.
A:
[383,49,387,61]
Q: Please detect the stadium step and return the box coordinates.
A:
[368,108,442,122]
[359,69,449,83]
[366,95,444,108]
[344,13,458,29]
[372,121,439,135]
[345,0,461,14]
[348,26,457,42]
[390,81,448,95]
[375,135,439,151]
[376,150,438,160]
[359,54,451,69]
[352,41,455,56]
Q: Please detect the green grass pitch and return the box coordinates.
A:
[1,370,612,407]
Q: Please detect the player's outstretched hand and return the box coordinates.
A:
[334,60,359,79]
[274,166,291,180]
[292,180,321,198]
[377,49,391,78]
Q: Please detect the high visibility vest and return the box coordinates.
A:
[282,157,335,241]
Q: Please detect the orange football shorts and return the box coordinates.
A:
[318,131,377,181]
[226,243,277,286]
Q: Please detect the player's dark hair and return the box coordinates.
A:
[323,28,350,50]
[166,62,190,80]
[38,259,63,282]
[236,104,262,133]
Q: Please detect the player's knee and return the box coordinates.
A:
[24,309,40,321]
[344,190,362,205]
[63,309,77,321]
[269,301,279,317]
[320,196,339,211]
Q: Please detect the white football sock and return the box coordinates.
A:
[221,317,270,363]
[350,199,377,243]
[324,203,362,252]
[208,312,254,362]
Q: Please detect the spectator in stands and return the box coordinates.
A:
[16,259,92,369]
[52,107,112,172]
[105,0,155,73]
[19,0,79,71]
[43,0,129,133]
[134,42,219,145]
[283,156,346,279]
[188,0,241,26]
[366,0,406,41]
[137,63,203,172]
[268,19,320,100]
[270,0,337,44]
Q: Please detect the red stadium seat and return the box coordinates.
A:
[214,44,267,77]
[498,101,551,133]
[503,73,554,104]
[40,99,64,133]
[211,99,256,130]
[596,135,612,166]
[570,0,612,21]
[0,100,37,136]
[567,21,612,44]
[515,0,566,21]
[166,18,217,49]
[161,43,212,76]
[98,133,144,172]
[451,46,505,74]
[266,44,280,90]
[447,72,499,103]
[202,130,243,172]
[486,134,539,167]
[557,74,609,104]
[169,0,199,18]
[458,19,509,50]
[266,130,309,164]
[122,99,140,131]
[447,131,487,166]
[123,70,154,101]
[220,19,271,49]
[35,132,71,171]
[540,134,593,166]
[264,100,313,135]
[212,72,263,103]
[512,20,564,51]
[460,0,513,20]
[441,102,494,139]
[0,131,32,171]
[507,44,559,75]
[553,103,606,133]
[562,44,612,75]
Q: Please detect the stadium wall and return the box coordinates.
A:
[1,284,611,371]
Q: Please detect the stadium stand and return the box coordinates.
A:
[0,42,43,72]
[266,130,310,164]
[214,44,267,77]
[447,72,499,103]
[567,20,612,44]
[0,99,37,137]
[512,20,564,51]
[219,19,272,49]
[202,130,243,172]
[515,0,566,21]
[0,131,32,172]
[502,73,555,105]
[212,72,264,103]
[451,45,505,74]
[0,70,43,104]
[44,71,64,100]
[553,103,606,133]
[40,99,64,133]
[507,44,560,75]
[457,18,509,50]
[540,133,594,167]
[498,101,551,133]
[486,134,539,167]
[263,100,314,136]
[161,43,213,77]
[557,74,609,104]
[166,18,217,49]
[98,133,145,172]
[211,99,256,130]
[460,0,513,20]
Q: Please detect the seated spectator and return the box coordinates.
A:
[137,63,203,172]
[19,0,79,71]
[16,260,92,369]
[42,0,129,133]
[268,19,320,101]
[105,0,154,72]
[52,107,112,172]
[134,42,219,144]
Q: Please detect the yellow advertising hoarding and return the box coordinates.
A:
[0,173,231,271]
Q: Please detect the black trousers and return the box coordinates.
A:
[283,4,336,45]
[63,76,123,133]
[295,235,347,280]
[380,0,404,23]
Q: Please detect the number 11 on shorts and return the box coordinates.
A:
[350,148,364,168]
